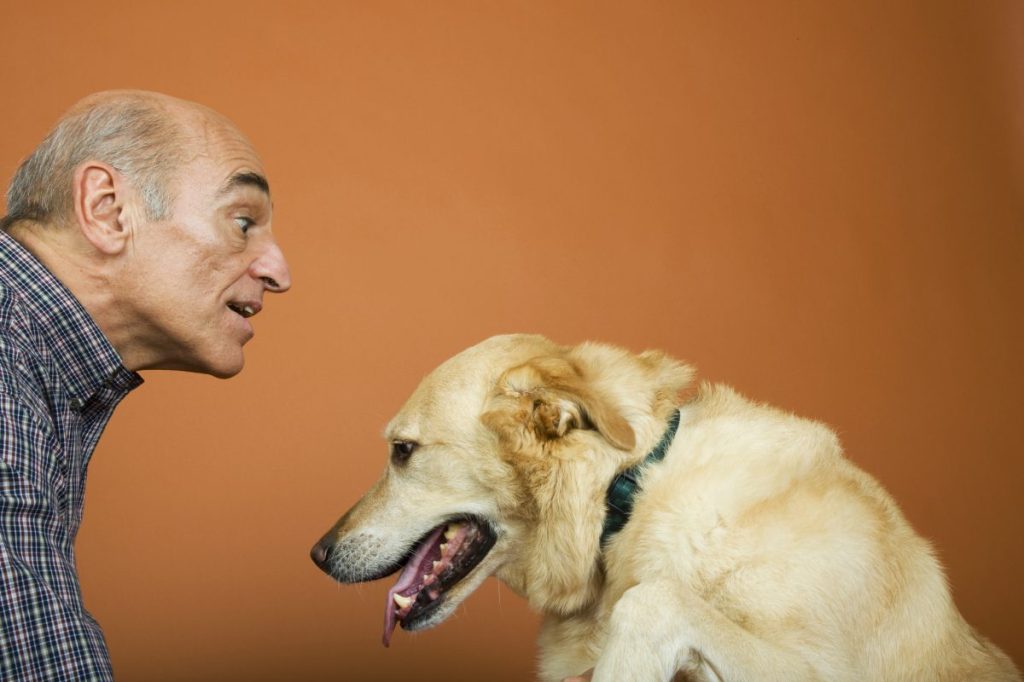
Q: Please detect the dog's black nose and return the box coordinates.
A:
[310,540,332,572]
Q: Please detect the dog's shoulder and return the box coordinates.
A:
[672,381,845,472]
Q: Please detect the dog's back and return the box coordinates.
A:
[546,381,1019,680]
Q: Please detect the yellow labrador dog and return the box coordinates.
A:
[311,334,1019,681]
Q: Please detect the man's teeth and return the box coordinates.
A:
[393,593,413,609]
[228,303,255,318]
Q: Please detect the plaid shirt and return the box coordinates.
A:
[0,230,142,681]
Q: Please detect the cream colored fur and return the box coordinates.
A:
[320,334,1020,681]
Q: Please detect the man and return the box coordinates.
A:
[0,91,291,680]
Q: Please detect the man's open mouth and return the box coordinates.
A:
[383,516,496,647]
[227,302,257,318]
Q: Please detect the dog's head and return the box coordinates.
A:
[311,334,691,646]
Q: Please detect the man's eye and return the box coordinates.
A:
[234,216,254,233]
[390,440,418,463]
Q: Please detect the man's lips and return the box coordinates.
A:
[225,299,261,341]
[226,300,262,318]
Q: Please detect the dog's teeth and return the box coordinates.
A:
[432,561,443,573]
[393,593,413,609]
[439,542,448,555]
[423,574,436,586]
[444,524,461,540]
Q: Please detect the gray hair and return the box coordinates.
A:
[2,93,186,231]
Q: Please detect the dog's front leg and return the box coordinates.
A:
[591,581,819,682]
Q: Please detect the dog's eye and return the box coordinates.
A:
[391,440,419,464]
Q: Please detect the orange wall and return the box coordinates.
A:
[2,2,1021,679]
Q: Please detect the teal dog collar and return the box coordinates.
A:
[601,409,681,547]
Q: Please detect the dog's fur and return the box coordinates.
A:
[315,334,1019,681]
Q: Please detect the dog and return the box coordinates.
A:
[311,334,1020,681]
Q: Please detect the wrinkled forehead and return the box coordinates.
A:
[177,104,265,169]
[168,110,270,202]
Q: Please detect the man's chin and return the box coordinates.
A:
[207,364,244,379]
[179,345,246,378]
[205,353,246,379]
[136,338,247,377]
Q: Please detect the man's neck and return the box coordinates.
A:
[7,220,134,367]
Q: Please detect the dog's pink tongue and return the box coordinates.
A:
[383,526,445,647]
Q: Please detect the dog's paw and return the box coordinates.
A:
[591,583,703,682]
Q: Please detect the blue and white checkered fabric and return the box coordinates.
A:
[0,230,142,681]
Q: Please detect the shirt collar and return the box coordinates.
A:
[0,230,143,401]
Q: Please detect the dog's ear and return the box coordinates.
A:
[486,356,635,451]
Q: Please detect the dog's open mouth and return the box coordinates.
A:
[383,516,496,647]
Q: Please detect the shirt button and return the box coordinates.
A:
[69,398,84,410]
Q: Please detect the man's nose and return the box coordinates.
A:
[250,239,292,293]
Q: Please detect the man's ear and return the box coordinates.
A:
[72,161,132,255]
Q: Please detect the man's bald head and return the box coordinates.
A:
[1,90,231,231]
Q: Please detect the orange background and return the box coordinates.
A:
[2,2,1021,680]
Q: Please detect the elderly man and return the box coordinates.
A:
[0,91,290,680]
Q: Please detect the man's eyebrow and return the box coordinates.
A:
[219,171,270,198]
